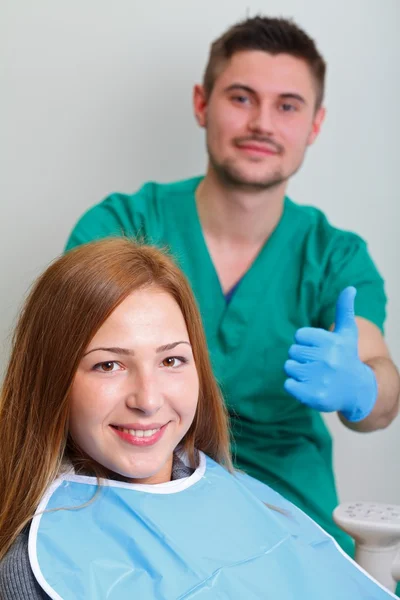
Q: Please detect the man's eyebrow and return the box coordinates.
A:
[224,85,307,106]
[83,341,191,357]
[280,92,307,105]
[224,83,256,95]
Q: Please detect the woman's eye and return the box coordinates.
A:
[94,361,121,373]
[161,356,185,368]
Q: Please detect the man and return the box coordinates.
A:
[65,16,399,554]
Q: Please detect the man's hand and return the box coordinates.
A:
[284,287,378,422]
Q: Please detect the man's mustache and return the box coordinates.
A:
[234,136,284,154]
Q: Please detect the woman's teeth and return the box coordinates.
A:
[116,426,160,438]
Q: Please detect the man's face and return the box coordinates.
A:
[194,51,325,190]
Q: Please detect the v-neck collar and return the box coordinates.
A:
[184,178,299,351]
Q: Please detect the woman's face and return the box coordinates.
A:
[69,286,199,484]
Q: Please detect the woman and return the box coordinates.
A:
[0,239,395,599]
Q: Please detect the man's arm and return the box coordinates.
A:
[284,287,399,431]
[338,317,400,432]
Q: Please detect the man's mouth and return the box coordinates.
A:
[235,138,283,155]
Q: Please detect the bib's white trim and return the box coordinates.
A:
[28,478,65,600]
[57,450,205,493]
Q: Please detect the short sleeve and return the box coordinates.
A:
[64,186,154,252]
[317,233,386,333]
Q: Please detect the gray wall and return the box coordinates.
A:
[1,0,399,503]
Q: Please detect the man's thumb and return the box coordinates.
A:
[333,286,357,334]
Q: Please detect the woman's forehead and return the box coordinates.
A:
[87,288,189,350]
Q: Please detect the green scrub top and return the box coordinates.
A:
[66,176,386,556]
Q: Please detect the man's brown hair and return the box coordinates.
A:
[203,16,326,108]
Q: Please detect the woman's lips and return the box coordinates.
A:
[110,423,168,447]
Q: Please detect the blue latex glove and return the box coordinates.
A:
[284,286,378,422]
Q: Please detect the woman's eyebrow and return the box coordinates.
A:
[84,346,134,357]
[156,341,191,353]
[84,341,191,357]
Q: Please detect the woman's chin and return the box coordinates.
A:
[111,458,173,485]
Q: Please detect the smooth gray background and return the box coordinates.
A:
[1,0,399,503]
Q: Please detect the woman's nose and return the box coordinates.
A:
[125,371,163,415]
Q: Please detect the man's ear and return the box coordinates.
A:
[307,106,326,146]
[193,84,208,128]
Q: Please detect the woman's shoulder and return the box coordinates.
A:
[0,529,49,599]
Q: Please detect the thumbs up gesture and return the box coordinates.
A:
[284,287,377,422]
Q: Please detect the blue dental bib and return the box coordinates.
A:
[29,452,395,599]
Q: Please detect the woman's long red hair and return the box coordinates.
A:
[0,238,232,559]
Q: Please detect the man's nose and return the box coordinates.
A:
[248,102,275,135]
